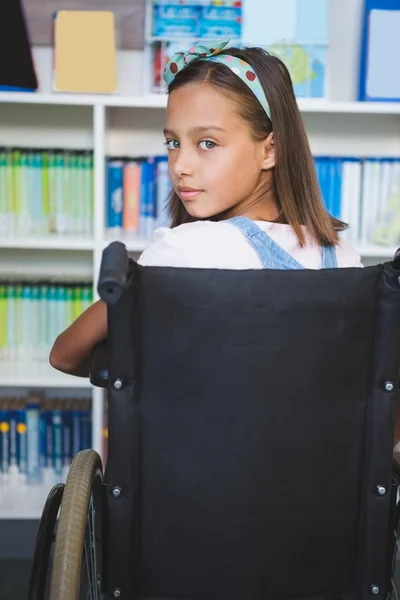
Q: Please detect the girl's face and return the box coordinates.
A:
[164,82,275,220]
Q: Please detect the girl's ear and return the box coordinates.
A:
[261,132,275,171]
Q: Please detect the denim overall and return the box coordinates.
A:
[228,216,338,269]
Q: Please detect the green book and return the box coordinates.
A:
[55,151,65,234]
[0,149,7,234]
[31,285,40,359]
[73,152,82,235]
[47,284,58,355]
[73,285,82,320]
[20,150,29,234]
[63,150,72,234]
[0,283,6,359]
[6,284,16,361]
[48,150,56,233]
[83,151,93,236]
[21,284,32,359]
[33,151,43,235]
[12,149,21,233]
[56,284,67,337]
[5,149,14,232]
[65,285,74,328]
[81,285,93,313]
[42,151,50,234]
[39,283,48,361]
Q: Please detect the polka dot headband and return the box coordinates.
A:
[163,38,272,121]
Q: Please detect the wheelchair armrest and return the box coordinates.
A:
[90,341,109,388]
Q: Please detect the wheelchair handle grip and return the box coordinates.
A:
[97,241,129,305]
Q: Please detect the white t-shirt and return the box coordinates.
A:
[138,220,363,269]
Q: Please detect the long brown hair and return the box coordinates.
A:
[166,46,347,246]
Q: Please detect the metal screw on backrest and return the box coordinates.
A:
[113,378,123,390]
[371,586,380,596]
[113,589,122,599]
[397,275,400,286]
[385,381,394,392]
[112,487,121,498]
[375,485,387,496]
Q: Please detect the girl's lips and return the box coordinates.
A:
[178,189,203,201]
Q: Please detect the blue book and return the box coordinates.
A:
[63,409,73,468]
[26,403,41,484]
[9,407,18,470]
[16,407,27,476]
[318,158,329,210]
[0,408,9,475]
[80,410,92,451]
[39,411,47,470]
[139,159,150,238]
[53,409,63,480]
[333,158,343,219]
[146,157,156,238]
[107,160,124,228]
[72,409,81,458]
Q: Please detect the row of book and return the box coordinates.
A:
[315,157,400,247]
[106,154,400,248]
[0,147,94,237]
[107,155,172,238]
[1,148,399,248]
[0,395,92,485]
[0,281,93,361]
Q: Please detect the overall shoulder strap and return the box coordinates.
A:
[227,216,305,270]
[321,245,338,269]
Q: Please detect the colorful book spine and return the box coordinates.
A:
[0,147,94,236]
[0,394,94,485]
[107,160,124,229]
[314,155,400,247]
[123,161,141,232]
[106,155,172,237]
[0,280,93,361]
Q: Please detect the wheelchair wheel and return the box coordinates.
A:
[28,483,64,600]
[390,452,400,599]
[49,449,104,600]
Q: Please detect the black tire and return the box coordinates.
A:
[49,449,104,600]
[28,483,64,600]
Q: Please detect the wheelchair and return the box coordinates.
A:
[28,241,400,600]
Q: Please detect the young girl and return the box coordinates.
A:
[49,38,363,378]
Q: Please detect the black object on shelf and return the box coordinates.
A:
[0,0,38,92]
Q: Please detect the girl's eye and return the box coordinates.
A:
[199,140,216,150]
[165,139,180,150]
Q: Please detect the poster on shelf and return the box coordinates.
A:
[359,0,400,102]
[149,0,329,99]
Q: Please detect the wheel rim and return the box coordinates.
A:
[79,469,104,600]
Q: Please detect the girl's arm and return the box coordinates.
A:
[49,299,107,377]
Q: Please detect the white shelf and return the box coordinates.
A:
[0,480,53,520]
[103,230,150,253]
[3,91,400,115]
[0,235,94,251]
[359,245,399,258]
[0,91,103,107]
[0,360,91,389]
[0,91,167,109]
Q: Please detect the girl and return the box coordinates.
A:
[49,38,363,378]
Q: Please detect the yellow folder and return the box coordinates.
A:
[54,10,117,94]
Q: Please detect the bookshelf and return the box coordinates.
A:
[2,70,400,519]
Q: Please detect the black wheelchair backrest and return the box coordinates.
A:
[93,245,400,600]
